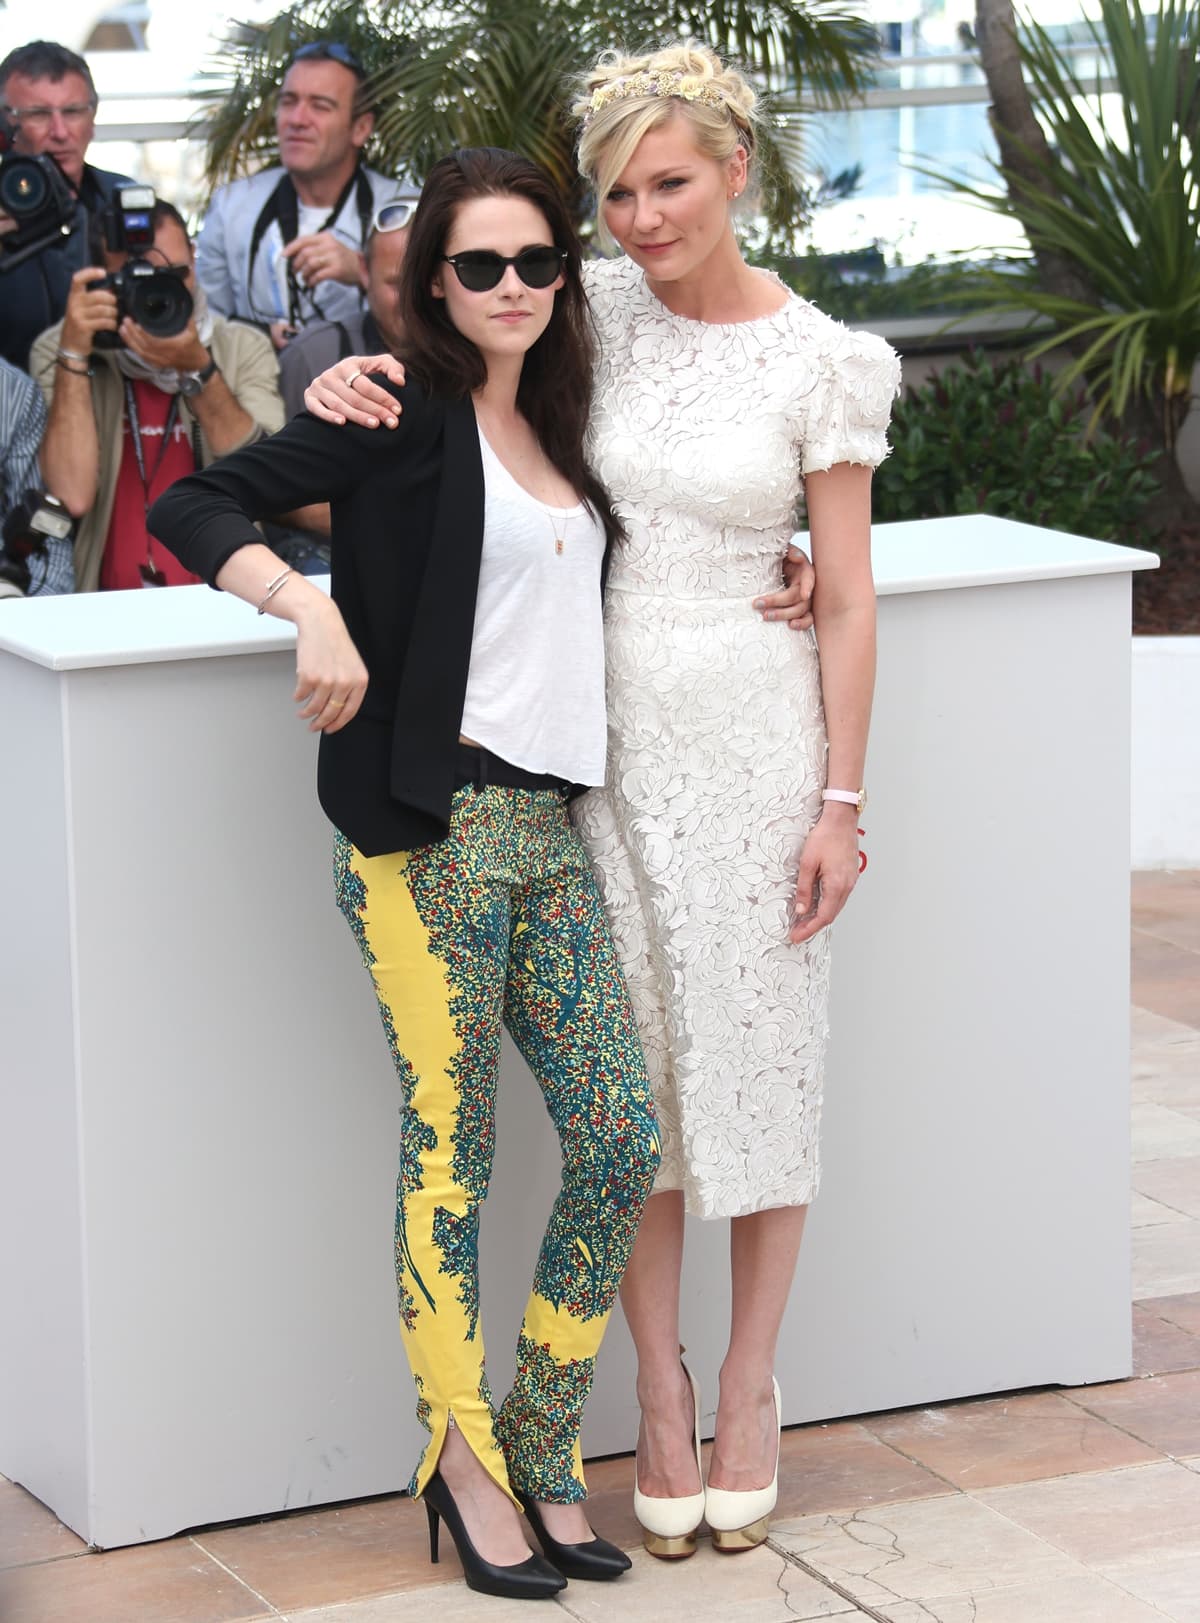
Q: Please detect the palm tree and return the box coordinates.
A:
[965,0,1200,527]
[197,0,880,238]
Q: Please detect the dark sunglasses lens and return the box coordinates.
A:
[515,249,563,288]
[451,254,505,291]
[448,249,563,292]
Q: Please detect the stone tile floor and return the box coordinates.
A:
[2,871,1198,1623]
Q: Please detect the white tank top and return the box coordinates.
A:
[459,427,608,786]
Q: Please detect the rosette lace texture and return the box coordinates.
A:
[573,257,901,1218]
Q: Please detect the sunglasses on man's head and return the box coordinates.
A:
[289,40,365,76]
[372,199,416,234]
[442,248,566,293]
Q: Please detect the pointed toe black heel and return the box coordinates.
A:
[517,1489,633,1581]
[423,1471,566,1600]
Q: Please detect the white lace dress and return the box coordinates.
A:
[573,256,901,1219]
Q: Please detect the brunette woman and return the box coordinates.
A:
[150,147,659,1601]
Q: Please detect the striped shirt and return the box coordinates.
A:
[0,357,73,594]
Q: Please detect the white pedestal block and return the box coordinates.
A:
[0,516,1156,1547]
[1131,635,1200,868]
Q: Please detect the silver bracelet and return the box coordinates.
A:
[256,567,293,614]
[57,345,90,364]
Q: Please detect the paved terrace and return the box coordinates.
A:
[2,872,1198,1623]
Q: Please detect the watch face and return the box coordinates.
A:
[178,374,201,397]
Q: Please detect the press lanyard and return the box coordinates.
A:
[123,378,182,587]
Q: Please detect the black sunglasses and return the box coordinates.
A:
[290,40,366,77]
[442,247,566,293]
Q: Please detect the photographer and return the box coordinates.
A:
[0,354,73,597]
[195,41,414,352]
[0,41,132,371]
[32,198,285,593]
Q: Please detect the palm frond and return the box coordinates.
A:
[196,0,881,231]
[926,0,1200,435]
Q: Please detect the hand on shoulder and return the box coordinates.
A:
[304,354,406,428]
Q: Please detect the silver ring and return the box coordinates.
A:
[345,368,364,389]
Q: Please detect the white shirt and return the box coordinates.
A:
[460,428,608,785]
[265,202,338,325]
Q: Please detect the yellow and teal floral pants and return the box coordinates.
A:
[334,785,660,1506]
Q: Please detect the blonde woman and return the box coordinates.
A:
[305,44,901,1561]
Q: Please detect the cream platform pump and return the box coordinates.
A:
[703,1377,782,1553]
[632,1359,706,1560]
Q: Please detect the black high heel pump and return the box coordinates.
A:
[423,1470,566,1600]
[517,1490,633,1581]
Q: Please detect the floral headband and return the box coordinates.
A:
[583,69,737,126]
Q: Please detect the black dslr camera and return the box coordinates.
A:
[0,106,78,271]
[92,185,193,348]
[0,490,75,596]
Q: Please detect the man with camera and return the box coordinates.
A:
[196,41,415,352]
[0,40,132,371]
[31,195,285,593]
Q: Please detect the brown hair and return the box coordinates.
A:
[398,147,620,549]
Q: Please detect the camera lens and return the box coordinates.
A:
[126,268,193,338]
[0,157,49,219]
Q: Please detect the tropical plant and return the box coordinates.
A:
[197,0,880,236]
[959,0,1200,527]
[872,351,1160,547]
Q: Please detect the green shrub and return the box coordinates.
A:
[872,351,1161,547]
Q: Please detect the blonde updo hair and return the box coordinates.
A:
[572,42,759,248]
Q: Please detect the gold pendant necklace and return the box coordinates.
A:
[549,510,569,556]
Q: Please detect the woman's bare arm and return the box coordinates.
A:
[788,462,876,944]
[213,542,368,734]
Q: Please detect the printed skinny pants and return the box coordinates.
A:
[334,786,660,1505]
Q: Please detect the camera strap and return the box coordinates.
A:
[246,167,373,328]
[122,378,183,586]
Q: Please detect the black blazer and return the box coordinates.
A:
[149,381,606,857]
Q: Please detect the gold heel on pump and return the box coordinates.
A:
[633,1359,706,1560]
[705,1378,782,1554]
[643,1529,701,1560]
[710,1514,770,1553]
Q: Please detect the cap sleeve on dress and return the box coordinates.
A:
[799,326,902,477]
